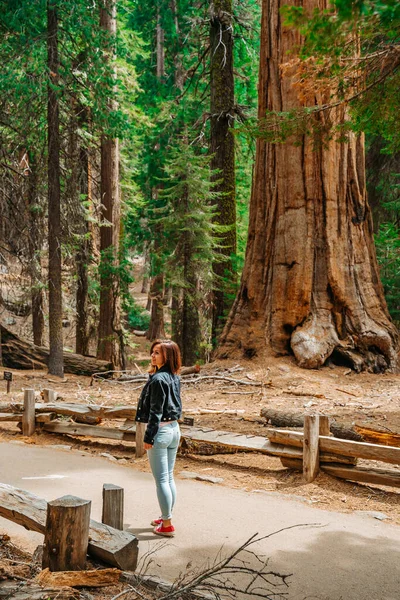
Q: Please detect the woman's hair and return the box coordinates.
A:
[149,339,182,374]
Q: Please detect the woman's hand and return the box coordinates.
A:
[144,442,153,450]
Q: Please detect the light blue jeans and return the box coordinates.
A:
[147,421,181,520]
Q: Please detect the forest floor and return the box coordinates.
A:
[0,350,399,522]
[0,353,399,599]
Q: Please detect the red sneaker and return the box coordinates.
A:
[154,523,175,537]
[151,517,163,526]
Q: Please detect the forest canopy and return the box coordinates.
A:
[0,0,398,374]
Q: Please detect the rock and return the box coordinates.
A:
[356,511,391,521]
[100,452,117,461]
[179,471,223,484]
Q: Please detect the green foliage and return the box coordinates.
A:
[375,222,400,325]
[280,0,400,152]
[125,299,150,331]
[157,140,224,289]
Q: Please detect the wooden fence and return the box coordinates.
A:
[1,390,399,489]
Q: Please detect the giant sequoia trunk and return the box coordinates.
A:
[210,0,237,341]
[216,0,399,372]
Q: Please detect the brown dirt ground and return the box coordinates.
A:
[0,350,399,527]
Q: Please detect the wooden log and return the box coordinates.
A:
[135,421,146,458]
[260,408,364,441]
[303,415,320,483]
[22,389,35,436]
[321,464,400,488]
[36,567,121,588]
[43,495,91,571]
[0,582,79,599]
[33,402,136,420]
[0,324,113,375]
[0,412,22,421]
[318,435,400,465]
[42,421,136,442]
[181,364,201,375]
[354,425,400,448]
[36,412,57,423]
[280,457,302,471]
[0,484,138,571]
[267,429,400,465]
[102,484,124,530]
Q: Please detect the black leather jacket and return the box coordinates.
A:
[135,365,182,445]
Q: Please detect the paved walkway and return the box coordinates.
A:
[0,441,399,600]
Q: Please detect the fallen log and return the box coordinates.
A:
[0,484,138,571]
[321,463,400,488]
[354,425,400,448]
[0,582,80,599]
[36,568,121,588]
[0,325,112,376]
[260,408,363,441]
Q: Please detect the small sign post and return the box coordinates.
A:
[183,416,195,427]
[3,371,12,394]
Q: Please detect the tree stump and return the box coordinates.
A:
[43,495,91,571]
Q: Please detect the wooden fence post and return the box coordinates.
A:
[22,389,36,436]
[303,414,320,483]
[102,484,124,530]
[135,422,146,458]
[42,495,91,571]
[319,415,330,436]
[43,389,57,403]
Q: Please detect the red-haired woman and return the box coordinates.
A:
[135,340,182,537]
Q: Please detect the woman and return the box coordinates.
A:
[135,339,182,537]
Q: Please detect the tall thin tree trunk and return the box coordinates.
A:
[75,105,92,355]
[147,8,166,340]
[97,0,122,367]
[75,135,91,356]
[146,272,165,341]
[156,7,165,79]
[216,0,398,372]
[210,0,237,342]
[27,151,45,347]
[47,0,64,377]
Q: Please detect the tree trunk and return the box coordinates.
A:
[146,273,165,341]
[210,0,237,341]
[181,187,201,365]
[171,287,183,350]
[75,106,92,356]
[27,151,45,347]
[216,0,399,372]
[47,1,64,377]
[97,0,122,368]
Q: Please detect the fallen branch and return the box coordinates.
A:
[187,375,264,387]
